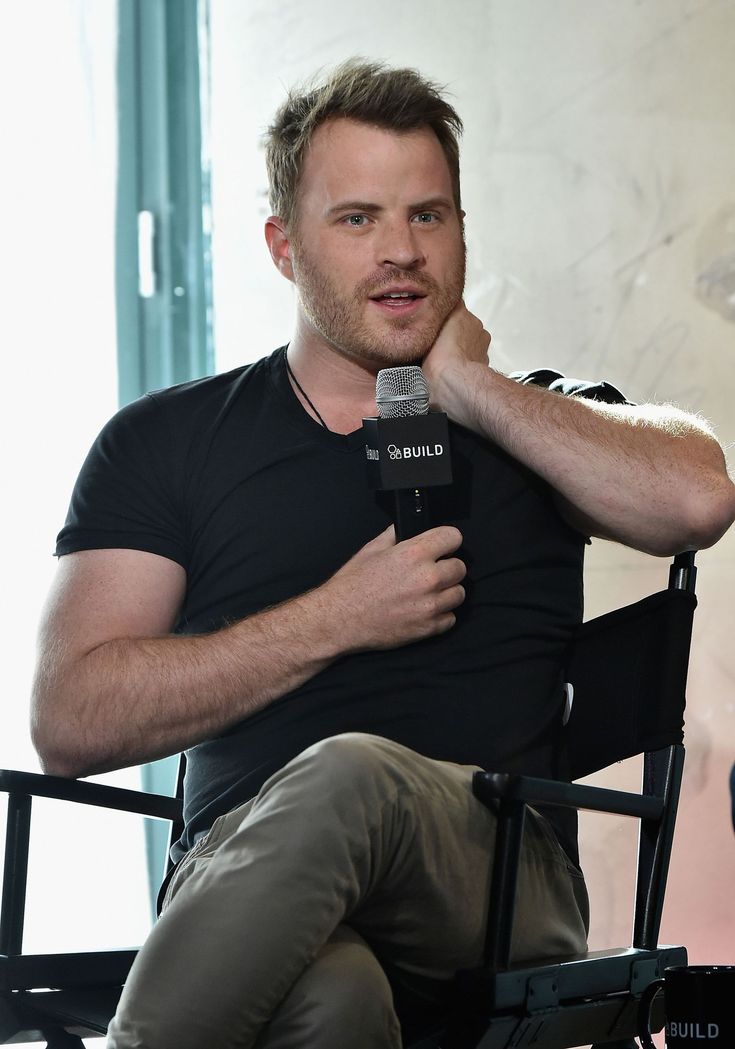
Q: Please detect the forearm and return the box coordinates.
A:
[33,525,466,778]
[33,586,344,778]
[435,361,735,554]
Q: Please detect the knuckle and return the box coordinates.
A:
[426,564,443,590]
[455,559,468,581]
[402,541,424,566]
[422,593,443,620]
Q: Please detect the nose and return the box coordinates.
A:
[377,219,425,270]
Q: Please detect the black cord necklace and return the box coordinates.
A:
[285,356,329,431]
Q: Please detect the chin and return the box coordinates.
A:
[353,346,427,371]
[350,328,439,369]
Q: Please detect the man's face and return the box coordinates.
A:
[287,118,466,368]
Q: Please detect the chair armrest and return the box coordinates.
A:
[0,949,138,993]
[0,769,181,822]
[1,769,183,960]
[474,770,666,970]
[473,772,663,821]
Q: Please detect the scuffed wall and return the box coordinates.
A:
[209,0,735,962]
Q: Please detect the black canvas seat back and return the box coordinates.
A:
[563,586,697,782]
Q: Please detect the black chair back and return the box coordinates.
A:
[565,584,696,781]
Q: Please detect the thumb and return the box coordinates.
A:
[362,523,397,552]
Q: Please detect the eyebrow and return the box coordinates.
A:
[325,196,454,217]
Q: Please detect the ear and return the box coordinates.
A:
[265,216,295,283]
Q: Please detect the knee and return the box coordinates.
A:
[303,941,398,1038]
[255,733,424,843]
[259,932,401,1049]
[296,733,404,796]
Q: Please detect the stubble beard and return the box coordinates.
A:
[290,241,466,368]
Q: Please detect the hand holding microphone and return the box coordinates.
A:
[324,522,466,651]
[318,368,463,653]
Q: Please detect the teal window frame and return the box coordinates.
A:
[117,0,213,403]
[116,0,213,913]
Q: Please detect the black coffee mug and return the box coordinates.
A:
[638,966,735,1048]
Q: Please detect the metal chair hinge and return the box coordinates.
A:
[525,970,560,1013]
[631,958,660,995]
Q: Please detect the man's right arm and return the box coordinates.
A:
[31,525,466,779]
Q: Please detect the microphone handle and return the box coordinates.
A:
[393,487,432,541]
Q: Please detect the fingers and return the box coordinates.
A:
[433,583,466,616]
[359,523,461,558]
[432,609,459,635]
[401,524,463,556]
[434,554,467,589]
[424,587,465,638]
[328,522,467,651]
[399,530,467,633]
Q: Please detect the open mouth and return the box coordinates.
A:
[370,290,427,309]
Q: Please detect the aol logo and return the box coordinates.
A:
[387,444,403,460]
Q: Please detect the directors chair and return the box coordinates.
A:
[0,551,697,1048]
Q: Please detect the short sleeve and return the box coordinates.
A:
[55,393,188,567]
[508,368,634,405]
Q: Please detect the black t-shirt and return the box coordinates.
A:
[57,348,629,865]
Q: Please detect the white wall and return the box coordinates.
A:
[208,0,735,968]
[0,0,152,973]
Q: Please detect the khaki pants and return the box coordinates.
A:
[107,733,588,1049]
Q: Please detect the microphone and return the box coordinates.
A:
[375,366,430,419]
[376,367,433,540]
[363,366,452,541]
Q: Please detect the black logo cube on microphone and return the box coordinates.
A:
[362,413,452,491]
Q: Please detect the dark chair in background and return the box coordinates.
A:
[0,552,697,1049]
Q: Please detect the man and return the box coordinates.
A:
[32,61,735,1048]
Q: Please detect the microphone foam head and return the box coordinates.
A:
[375,366,430,418]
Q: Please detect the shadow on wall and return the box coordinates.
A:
[696,204,735,323]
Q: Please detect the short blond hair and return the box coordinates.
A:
[265,59,463,230]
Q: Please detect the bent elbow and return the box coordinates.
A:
[31,689,94,780]
[31,721,86,780]
[634,477,735,557]
[38,755,84,780]
[686,478,735,551]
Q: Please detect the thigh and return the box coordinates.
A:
[110,736,587,1049]
[168,734,587,977]
[253,925,401,1049]
[342,744,588,975]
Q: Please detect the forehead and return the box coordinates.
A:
[297,118,454,212]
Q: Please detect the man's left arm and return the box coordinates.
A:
[423,304,735,556]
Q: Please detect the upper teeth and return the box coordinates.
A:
[386,293,411,298]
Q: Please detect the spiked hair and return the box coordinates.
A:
[264,59,463,229]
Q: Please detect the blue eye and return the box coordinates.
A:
[346,214,368,227]
[414,212,437,224]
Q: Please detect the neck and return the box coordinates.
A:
[286,320,380,434]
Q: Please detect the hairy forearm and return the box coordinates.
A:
[33,525,466,779]
[437,362,735,554]
[33,587,343,778]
